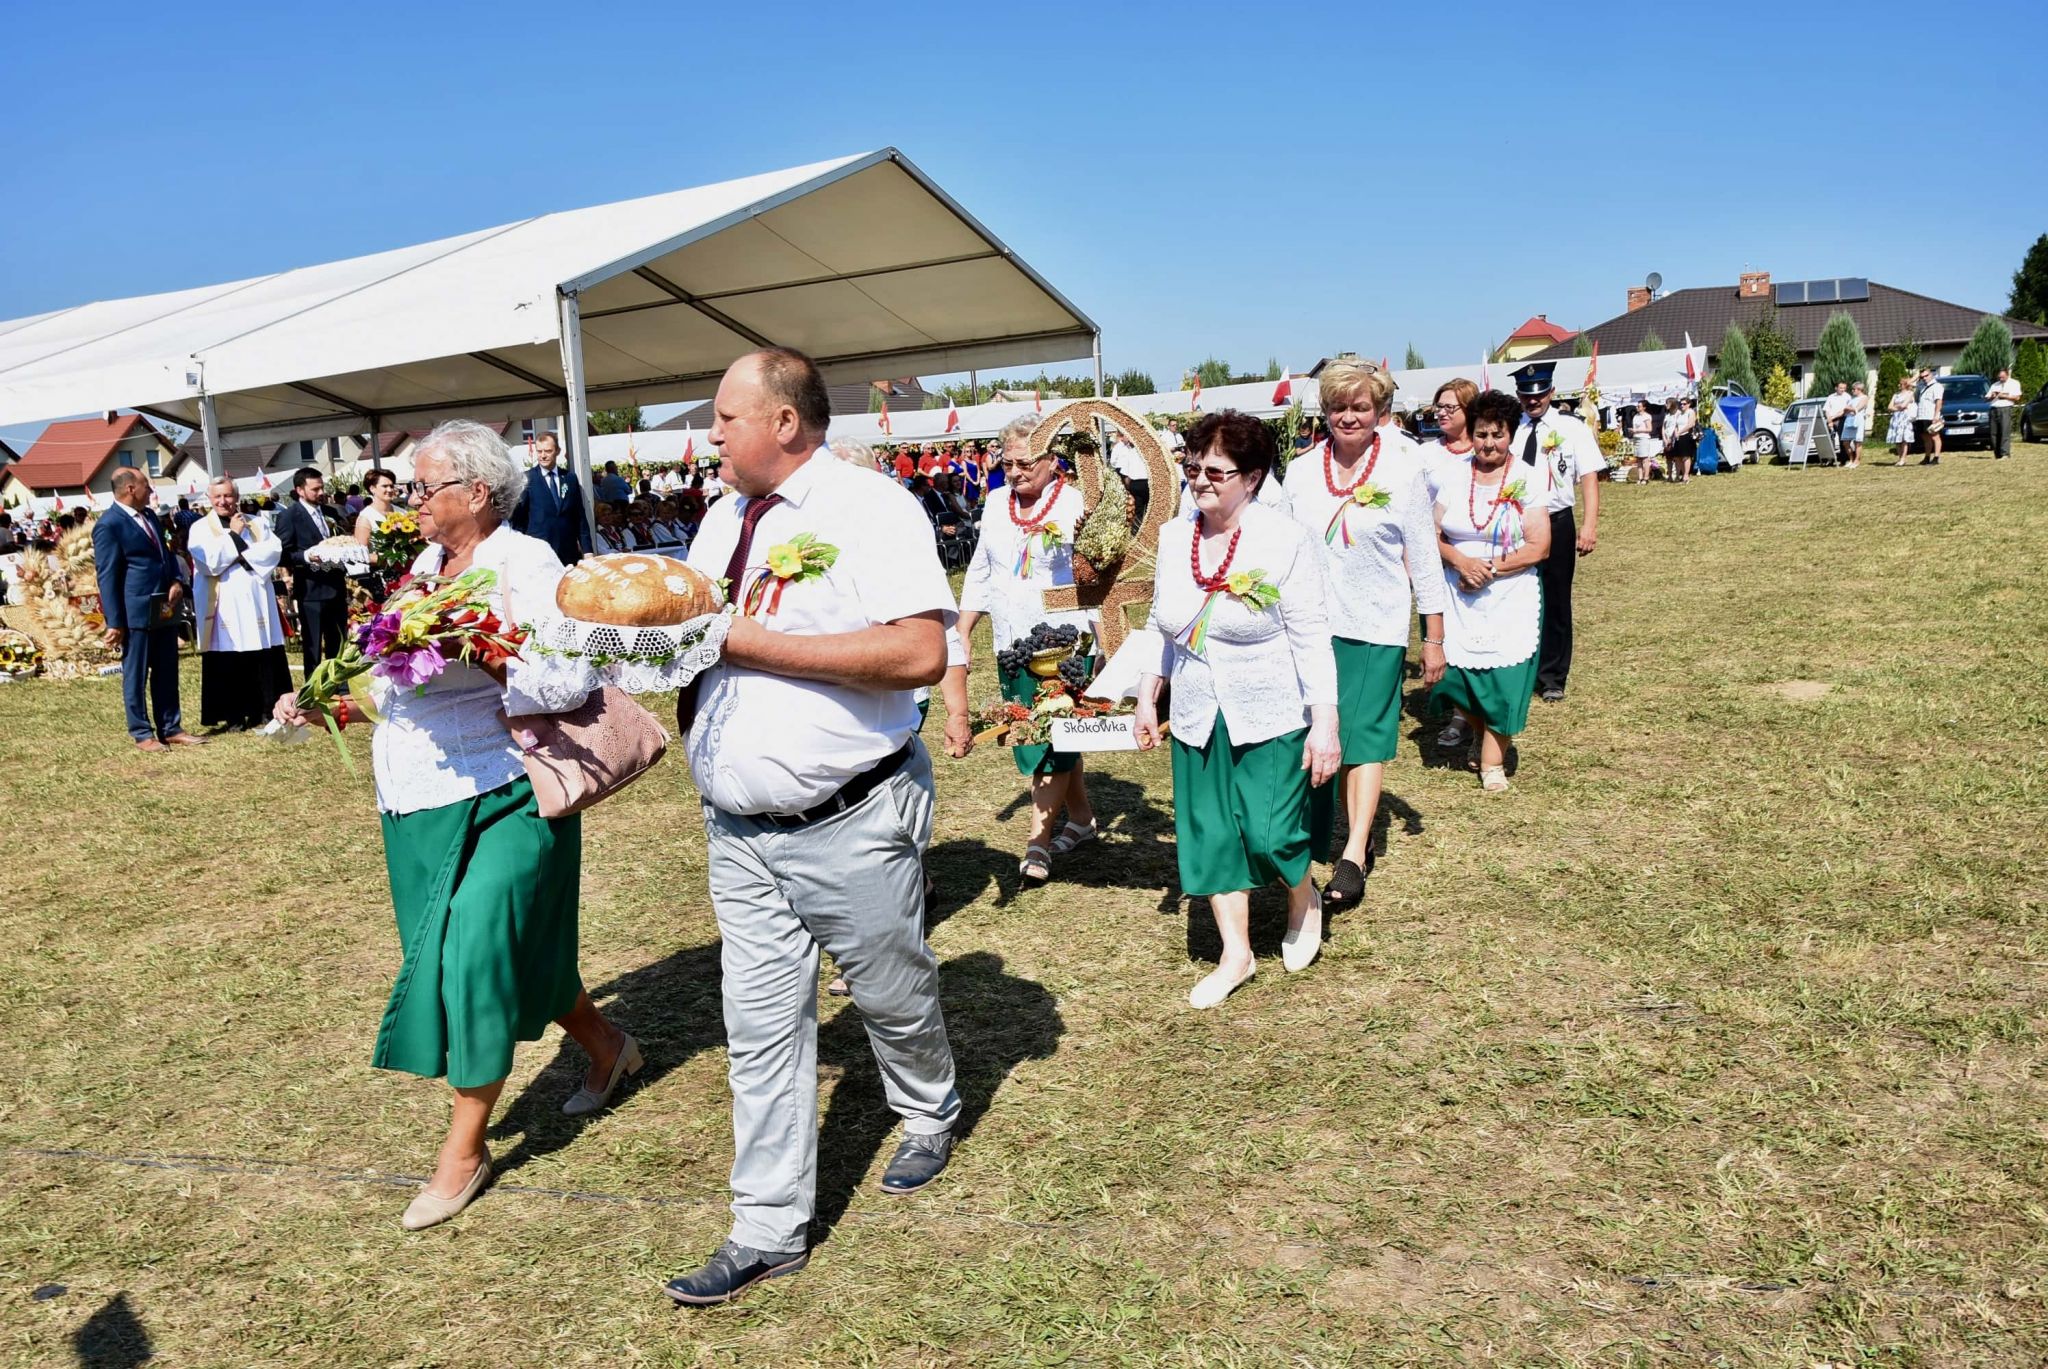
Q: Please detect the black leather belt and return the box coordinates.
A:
[753,741,913,829]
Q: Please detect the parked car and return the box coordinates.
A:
[1934,374,1992,450]
[1774,398,1838,463]
[2022,383,2048,442]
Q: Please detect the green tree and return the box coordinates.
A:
[1808,311,1870,394]
[1193,357,1235,389]
[2015,338,2048,398]
[1264,357,1284,381]
[1109,368,1156,398]
[1744,309,1800,392]
[1762,362,1796,409]
[1404,343,1425,369]
[1874,350,1909,416]
[1955,315,2016,378]
[1712,324,1759,398]
[1637,329,1666,352]
[1571,333,1594,358]
[2010,233,2048,326]
[588,404,643,435]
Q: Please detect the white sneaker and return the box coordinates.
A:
[1281,890,1323,973]
[1189,960,1255,1009]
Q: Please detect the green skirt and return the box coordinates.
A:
[1001,663,1080,777]
[1171,713,1313,897]
[1430,653,1538,737]
[375,778,584,1088]
[1331,637,1405,766]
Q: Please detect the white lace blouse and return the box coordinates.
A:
[1144,501,1338,749]
[370,525,593,816]
[1281,438,1447,646]
[959,478,1093,652]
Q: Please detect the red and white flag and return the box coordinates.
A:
[1033,388,1043,413]
[944,397,960,434]
[1190,377,1203,412]
[52,492,65,511]
[877,399,892,436]
[682,424,696,461]
[258,467,272,490]
[1271,368,1293,407]
[1682,331,1697,381]
[1480,353,1492,392]
[1380,356,1390,372]
[1585,339,1600,390]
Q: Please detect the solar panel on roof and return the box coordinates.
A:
[1809,279,1839,303]
[1776,281,1807,305]
[1837,277,1869,302]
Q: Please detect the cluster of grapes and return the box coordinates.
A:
[1057,656,1093,691]
[994,622,1083,677]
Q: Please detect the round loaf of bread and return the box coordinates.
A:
[555,553,724,626]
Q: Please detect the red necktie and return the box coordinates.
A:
[676,493,783,735]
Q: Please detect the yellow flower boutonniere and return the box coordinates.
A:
[1350,482,1391,508]
[744,531,839,616]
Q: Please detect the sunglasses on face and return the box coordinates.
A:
[1000,456,1049,473]
[1181,460,1243,483]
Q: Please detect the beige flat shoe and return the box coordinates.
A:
[562,1031,643,1117]
[1480,765,1510,793]
[1189,960,1255,1009]
[401,1157,490,1231]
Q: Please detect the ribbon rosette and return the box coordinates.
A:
[1178,569,1281,656]
[1483,479,1530,559]
[1324,483,1392,547]
[1015,522,1063,577]
[743,531,839,616]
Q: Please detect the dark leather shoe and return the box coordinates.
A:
[878,1131,953,1196]
[162,732,208,747]
[663,1240,808,1306]
[1539,687,1566,703]
[135,738,168,753]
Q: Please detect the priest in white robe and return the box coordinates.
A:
[189,477,293,730]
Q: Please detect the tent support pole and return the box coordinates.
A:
[969,369,977,406]
[1092,334,1103,397]
[199,394,224,480]
[367,416,381,473]
[558,290,597,549]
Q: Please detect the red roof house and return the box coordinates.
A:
[0,414,180,505]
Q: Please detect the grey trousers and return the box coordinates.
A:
[703,739,960,1252]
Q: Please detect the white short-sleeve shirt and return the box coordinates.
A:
[1512,407,1602,514]
[685,450,955,816]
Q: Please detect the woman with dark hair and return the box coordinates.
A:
[1283,361,1446,910]
[1135,410,1341,1008]
[1429,390,1552,793]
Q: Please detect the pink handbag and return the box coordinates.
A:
[500,577,670,819]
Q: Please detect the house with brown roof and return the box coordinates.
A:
[1496,315,1577,363]
[1530,271,2048,391]
[0,414,180,508]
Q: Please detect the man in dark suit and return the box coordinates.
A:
[94,469,204,752]
[273,465,348,676]
[510,431,591,564]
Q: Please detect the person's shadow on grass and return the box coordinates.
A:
[489,939,726,1177]
[808,949,1062,1246]
[71,1292,152,1369]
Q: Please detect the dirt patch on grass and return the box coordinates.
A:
[1765,679,1835,701]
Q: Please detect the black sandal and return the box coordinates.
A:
[1323,847,1376,909]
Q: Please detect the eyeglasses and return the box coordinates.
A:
[410,478,468,499]
[1432,403,1464,416]
[999,455,1049,473]
[1181,460,1243,484]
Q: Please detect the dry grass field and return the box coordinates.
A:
[3,447,2046,1367]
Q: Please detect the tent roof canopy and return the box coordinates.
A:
[0,149,1099,444]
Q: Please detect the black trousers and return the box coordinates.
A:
[297,596,346,677]
[1990,407,2014,458]
[1125,477,1151,528]
[1536,508,1577,693]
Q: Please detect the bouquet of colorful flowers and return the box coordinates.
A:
[268,569,527,771]
[0,630,44,680]
[370,509,426,572]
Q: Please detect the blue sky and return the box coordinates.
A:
[4,0,2043,444]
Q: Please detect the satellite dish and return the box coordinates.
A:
[1645,271,1663,293]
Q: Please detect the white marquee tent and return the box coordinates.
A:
[0,149,1100,535]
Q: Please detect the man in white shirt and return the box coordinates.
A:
[1823,382,1850,449]
[1510,362,1605,702]
[665,348,959,1308]
[1988,366,2022,460]
[1108,434,1151,524]
[189,477,291,730]
[1914,368,1945,465]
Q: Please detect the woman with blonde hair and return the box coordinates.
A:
[1283,360,1445,909]
[958,412,1097,881]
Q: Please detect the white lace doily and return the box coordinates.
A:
[522,609,731,694]
[306,541,374,576]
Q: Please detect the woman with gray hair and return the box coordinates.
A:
[274,419,637,1230]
